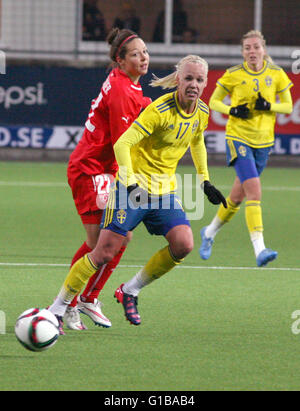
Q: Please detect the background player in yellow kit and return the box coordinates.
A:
[199,30,293,267]
[48,55,226,326]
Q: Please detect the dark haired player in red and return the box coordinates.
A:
[63,27,150,332]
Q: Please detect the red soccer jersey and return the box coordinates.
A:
[69,68,151,176]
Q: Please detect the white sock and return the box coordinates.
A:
[205,216,225,239]
[48,296,68,317]
[250,231,266,257]
[123,269,153,297]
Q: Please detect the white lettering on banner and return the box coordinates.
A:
[46,126,84,148]
[277,98,300,125]
[0,127,45,148]
[1,125,299,154]
[292,50,300,75]
[291,138,300,154]
[17,128,44,148]
[204,131,226,153]
[0,127,11,146]
[0,83,46,109]
[273,139,286,154]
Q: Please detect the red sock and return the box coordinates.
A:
[81,246,126,303]
[70,241,92,267]
[69,242,92,307]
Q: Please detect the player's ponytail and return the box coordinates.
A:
[150,55,208,89]
[241,30,274,65]
[150,72,177,89]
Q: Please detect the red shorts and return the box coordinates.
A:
[68,164,114,225]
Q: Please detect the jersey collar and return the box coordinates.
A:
[174,91,198,119]
[242,60,268,76]
[115,67,142,90]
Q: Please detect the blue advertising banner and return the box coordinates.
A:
[0,66,163,126]
[0,125,299,155]
[1,66,299,154]
[0,125,83,148]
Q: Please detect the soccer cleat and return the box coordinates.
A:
[64,306,88,331]
[199,226,214,260]
[77,297,112,328]
[114,283,141,326]
[55,315,65,336]
[256,248,278,267]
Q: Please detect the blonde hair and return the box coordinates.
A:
[241,30,274,64]
[150,55,208,89]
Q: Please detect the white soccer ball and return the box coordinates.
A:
[15,308,60,352]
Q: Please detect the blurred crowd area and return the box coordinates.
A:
[1,0,298,69]
[82,0,300,45]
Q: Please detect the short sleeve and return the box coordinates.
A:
[277,69,293,93]
[216,70,233,94]
[132,103,161,137]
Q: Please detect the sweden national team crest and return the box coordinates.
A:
[192,120,199,133]
[238,145,247,157]
[117,209,127,224]
[265,76,272,87]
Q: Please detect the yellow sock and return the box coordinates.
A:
[217,196,240,223]
[59,254,98,304]
[142,245,183,281]
[245,200,263,233]
[245,200,266,256]
[206,197,240,239]
[123,246,183,296]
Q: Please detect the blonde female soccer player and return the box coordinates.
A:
[199,30,293,267]
[63,27,151,332]
[48,55,226,327]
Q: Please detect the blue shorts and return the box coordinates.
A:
[225,139,271,183]
[100,181,190,237]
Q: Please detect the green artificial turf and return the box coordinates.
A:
[0,161,300,391]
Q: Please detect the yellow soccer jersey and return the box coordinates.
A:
[217,61,293,148]
[121,91,209,195]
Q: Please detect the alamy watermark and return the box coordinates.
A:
[101,168,205,221]
[0,311,6,334]
[291,310,300,335]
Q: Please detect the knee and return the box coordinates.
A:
[89,245,116,267]
[167,226,194,260]
[242,177,262,201]
[171,238,194,260]
[182,239,194,258]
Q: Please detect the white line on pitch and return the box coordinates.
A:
[0,181,67,187]
[0,262,299,271]
[0,181,299,192]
